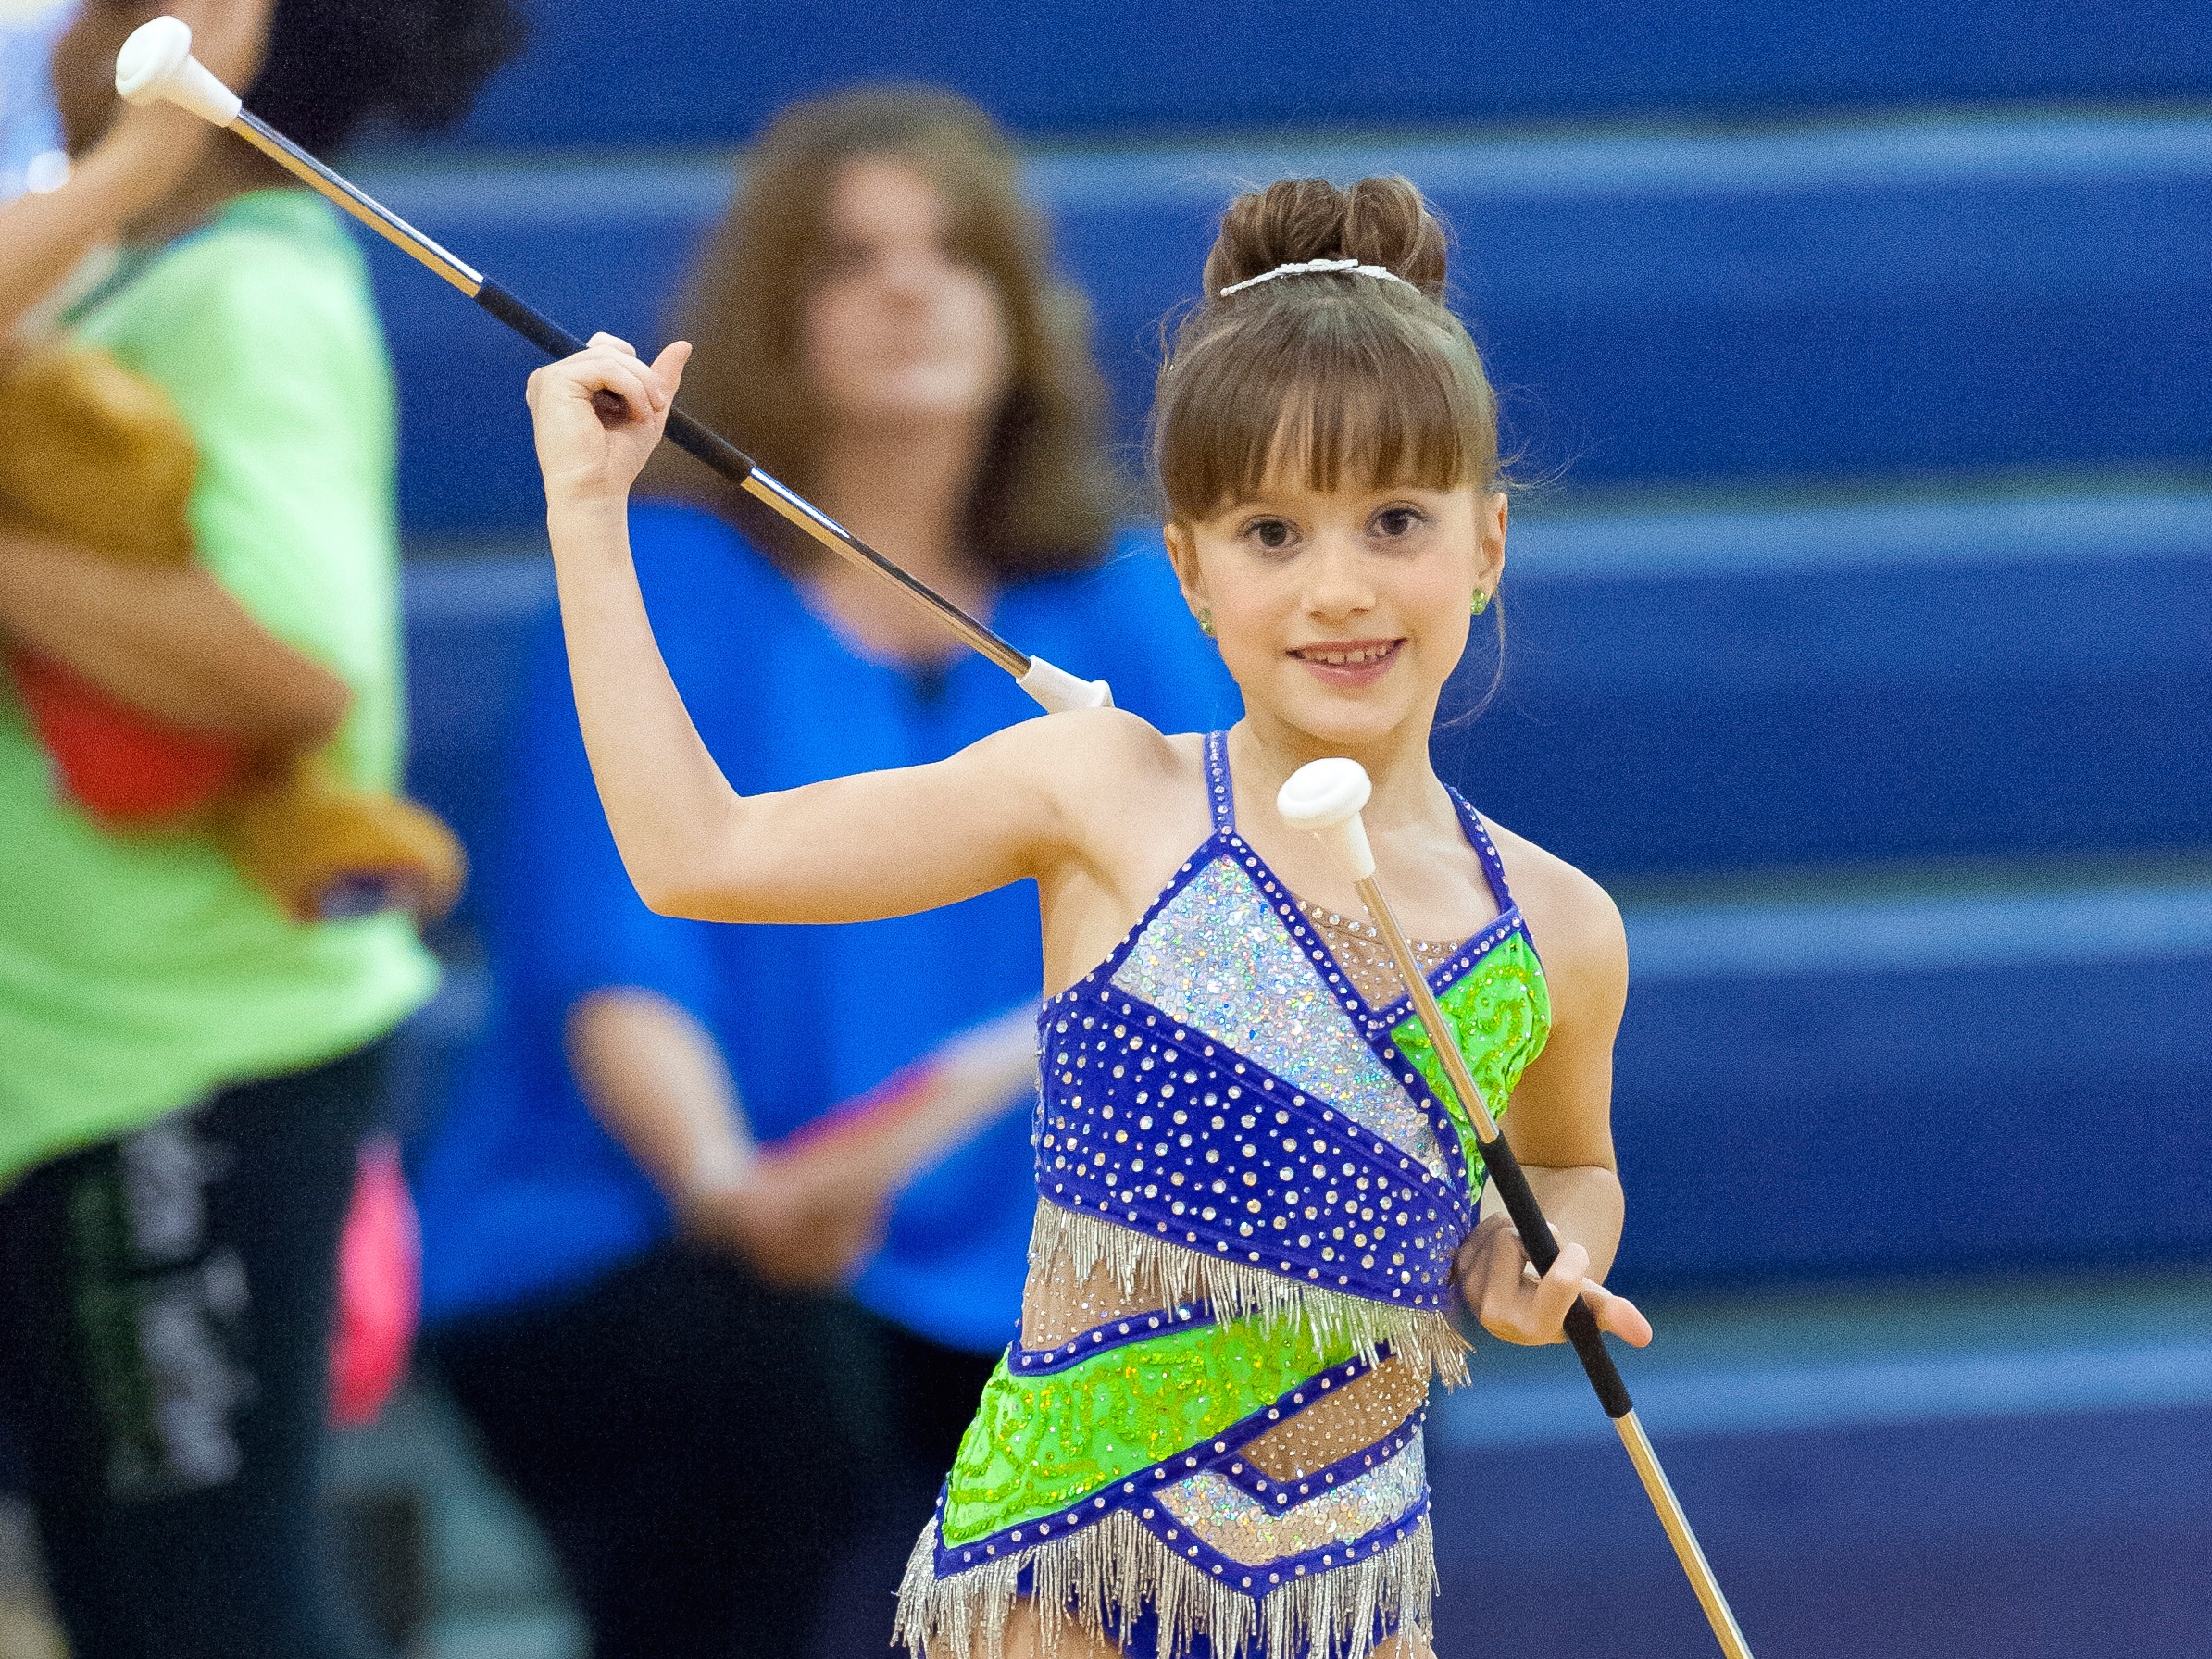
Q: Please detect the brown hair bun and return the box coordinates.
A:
[1202,176,1448,299]
[1156,175,1496,524]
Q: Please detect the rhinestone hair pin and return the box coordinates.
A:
[1218,257,1416,297]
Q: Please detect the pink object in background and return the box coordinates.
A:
[330,1135,420,1428]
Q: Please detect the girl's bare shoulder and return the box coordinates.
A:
[1002,705,1203,799]
[987,706,1209,846]
[1481,816,1627,1002]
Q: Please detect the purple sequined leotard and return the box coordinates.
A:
[897,733,1551,1659]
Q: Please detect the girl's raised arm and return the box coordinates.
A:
[525,336,1090,926]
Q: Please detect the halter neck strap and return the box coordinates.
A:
[1209,730,1518,915]
[1449,787,1517,915]
[1204,730,1237,833]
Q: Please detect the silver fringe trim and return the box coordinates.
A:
[1030,1204,1469,1389]
[894,1505,1435,1659]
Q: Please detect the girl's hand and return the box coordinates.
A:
[1456,1213,1654,1348]
[526,333,691,511]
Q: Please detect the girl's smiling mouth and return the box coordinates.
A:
[1291,637,1404,684]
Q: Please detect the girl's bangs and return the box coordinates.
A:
[1158,306,1491,519]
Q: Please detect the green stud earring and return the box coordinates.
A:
[1197,606,1216,637]
[1471,591,1491,615]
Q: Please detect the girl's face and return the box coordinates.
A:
[1167,470,1506,755]
[801,156,1013,437]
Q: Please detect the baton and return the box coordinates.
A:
[1279,757,1756,1659]
[114,16,1113,716]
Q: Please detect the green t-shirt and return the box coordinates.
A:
[0,190,438,1180]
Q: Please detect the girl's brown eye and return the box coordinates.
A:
[1377,508,1418,537]
[1253,520,1291,550]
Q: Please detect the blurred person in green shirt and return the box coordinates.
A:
[0,3,520,1654]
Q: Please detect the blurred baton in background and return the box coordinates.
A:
[1278,758,1756,1659]
[111,15,1114,717]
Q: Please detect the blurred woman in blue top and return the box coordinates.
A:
[411,89,1235,1659]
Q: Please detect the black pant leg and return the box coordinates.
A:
[0,1041,387,1659]
[875,1319,999,1480]
[430,1243,888,1659]
[810,1313,1001,1659]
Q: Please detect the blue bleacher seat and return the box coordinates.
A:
[401,494,2212,897]
[388,557,549,1138]
[450,1,2212,150]
[1427,1395,2212,1655]
[356,114,2212,538]
[1439,493,2212,878]
[1613,884,2212,1291]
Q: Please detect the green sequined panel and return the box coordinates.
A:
[1388,931,1551,1198]
[940,1318,1358,1547]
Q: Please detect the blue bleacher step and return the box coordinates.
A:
[1437,488,2212,879]
[1425,1270,2212,1657]
[389,875,2212,1293]
[1432,1268,2212,1449]
[356,108,2212,535]
[452,0,2212,149]
[400,488,2212,883]
[1608,872,2212,1291]
[402,553,555,932]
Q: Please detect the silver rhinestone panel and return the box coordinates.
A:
[1156,1428,1428,1568]
[1111,857,1444,1173]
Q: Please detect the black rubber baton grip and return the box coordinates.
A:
[1563,1301,1634,1418]
[473,281,763,489]
[1477,1125,1637,1420]
[662,409,761,487]
[473,278,586,359]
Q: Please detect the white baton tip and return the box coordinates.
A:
[1277,759,1377,879]
[116,17,244,127]
[1017,655,1114,716]
[1276,758,1371,832]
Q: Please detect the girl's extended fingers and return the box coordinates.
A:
[651,339,693,400]
[1585,1283,1655,1348]
[1541,1273,1656,1349]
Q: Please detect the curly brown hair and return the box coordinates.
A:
[642,88,1120,581]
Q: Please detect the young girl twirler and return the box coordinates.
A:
[523,173,1653,1659]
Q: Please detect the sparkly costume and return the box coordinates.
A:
[897,734,1551,1659]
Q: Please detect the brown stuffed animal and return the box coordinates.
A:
[0,340,464,924]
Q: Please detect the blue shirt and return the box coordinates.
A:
[413,502,1239,1348]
